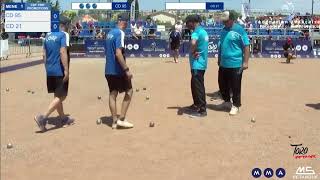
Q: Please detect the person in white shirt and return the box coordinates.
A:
[175,20,183,34]
[133,23,143,39]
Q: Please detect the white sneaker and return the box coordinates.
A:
[116,119,134,128]
[229,105,240,116]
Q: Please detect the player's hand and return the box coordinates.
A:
[242,62,249,70]
[193,52,200,59]
[126,70,133,79]
[63,71,69,82]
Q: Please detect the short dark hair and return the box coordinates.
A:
[185,14,201,24]
[118,13,129,22]
[59,16,70,26]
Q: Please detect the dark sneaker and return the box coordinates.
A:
[34,115,47,132]
[189,109,207,118]
[60,116,75,128]
[186,104,199,112]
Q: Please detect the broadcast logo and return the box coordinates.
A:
[293,166,319,179]
[252,168,286,178]
[291,144,317,159]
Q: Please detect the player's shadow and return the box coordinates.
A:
[280,62,294,64]
[206,90,222,100]
[167,106,196,116]
[35,114,71,133]
[305,103,320,110]
[99,116,114,128]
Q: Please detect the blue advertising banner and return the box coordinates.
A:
[81,39,316,59]
[85,40,105,57]
[141,39,170,57]
[125,39,142,57]
[262,40,313,58]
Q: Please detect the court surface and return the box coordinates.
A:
[1,57,319,180]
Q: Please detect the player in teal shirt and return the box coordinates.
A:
[218,10,250,116]
[189,24,209,70]
[186,15,209,117]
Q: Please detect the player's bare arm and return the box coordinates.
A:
[243,46,250,70]
[60,47,69,82]
[116,48,132,79]
[190,39,199,58]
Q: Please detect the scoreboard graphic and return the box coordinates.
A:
[4,3,59,32]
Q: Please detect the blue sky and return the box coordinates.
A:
[60,0,319,14]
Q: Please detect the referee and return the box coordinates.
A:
[34,19,73,132]
[218,10,250,116]
[185,15,209,117]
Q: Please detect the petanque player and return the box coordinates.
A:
[105,14,134,129]
[34,19,74,132]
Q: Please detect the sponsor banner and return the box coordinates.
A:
[125,39,142,56]
[262,40,313,58]
[79,39,318,59]
[141,39,169,57]
[85,40,105,57]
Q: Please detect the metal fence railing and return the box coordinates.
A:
[5,38,44,58]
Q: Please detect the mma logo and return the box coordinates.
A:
[293,166,319,179]
[252,168,286,178]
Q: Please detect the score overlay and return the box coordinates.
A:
[4,3,58,32]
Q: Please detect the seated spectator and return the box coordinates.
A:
[144,16,156,38]
[130,21,136,33]
[237,16,246,27]
[175,20,183,34]
[207,15,214,26]
[133,23,143,40]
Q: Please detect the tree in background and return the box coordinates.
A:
[61,10,77,23]
[52,0,60,11]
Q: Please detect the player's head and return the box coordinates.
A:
[287,37,292,43]
[221,10,237,28]
[185,14,201,30]
[117,14,129,30]
[59,16,70,32]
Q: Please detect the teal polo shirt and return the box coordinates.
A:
[189,26,209,70]
[219,23,250,68]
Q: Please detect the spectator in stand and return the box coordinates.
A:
[144,16,156,38]
[133,23,143,40]
[237,16,246,28]
[130,21,136,34]
[207,15,214,26]
[175,20,183,34]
